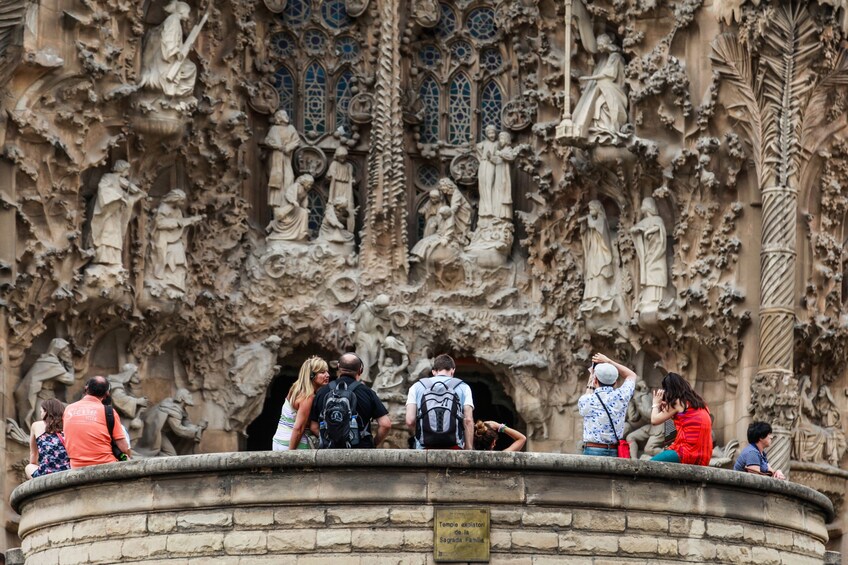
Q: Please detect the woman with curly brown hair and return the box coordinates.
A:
[25,398,70,479]
[650,372,713,465]
[272,356,330,451]
[473,420,526,452]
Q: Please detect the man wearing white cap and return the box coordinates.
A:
[578,353,639,457]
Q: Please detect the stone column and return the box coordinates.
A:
[752,185,798,477]
[359,0,408,283]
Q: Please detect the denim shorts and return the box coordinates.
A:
[583,446,617,457]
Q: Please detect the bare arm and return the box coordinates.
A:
[29,422,44,465]
[592,353,638,382]
[309,420,320,438]
[405,403,417,434]
[115,437,131,458]
[374,415,392,447]
[650,390,681,425]
[288,394,314,450]
[485,420,526,452]
[463,406,474,450]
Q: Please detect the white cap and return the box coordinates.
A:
[594,363,619,385]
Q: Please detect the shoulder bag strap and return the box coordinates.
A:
[594,391,619,443]
[104,404,115,441]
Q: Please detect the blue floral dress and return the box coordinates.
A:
[31,433,71,477]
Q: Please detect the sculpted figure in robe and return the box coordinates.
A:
[579,200,617,314]
[317,198,355,255]
[90,160,144,267]
[347,294,392,383]
[793,378,847,466]
[421,189,443,238]
[327,147,355,232]
[373,336,410,394]
[14,338,75,432]
[491,131,519,221]
[267,174,313,242]
[630,197,668,310]
[265,110,301,208]
[572,34,629,145]
[139,1,203,98]
[439,178,472,245]
[137,388,207,457]
[147,189,204,298]
[107,363,149,432]
[476,125,500,219]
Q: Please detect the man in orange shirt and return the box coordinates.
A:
[63,376,130,468]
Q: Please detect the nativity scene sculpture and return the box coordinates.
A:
[267,174,314,243]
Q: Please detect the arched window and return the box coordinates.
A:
[274,66,296,120]
[448,73,472,145]
[303,62,327,135]
[435,3,457,39]
[307,190,325,233]
[335,69,354,135]
[480,80,503,133]
[419,75,440,144]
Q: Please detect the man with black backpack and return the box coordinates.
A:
[405,354,474,450]
[310,353,391,448]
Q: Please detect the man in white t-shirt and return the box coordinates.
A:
[405,354,474,450]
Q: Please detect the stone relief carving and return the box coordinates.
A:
[347,295,391,383]
[327,147,356,233]
[136,388,207,457]
[146,189,204,299]
[265,110,302,209]
[139,1,203,99]
[220,336,283,434]
[630,197,668,314]
[2,0,848,531]
[106,363,148,433]
[14,339,75,433]
[267,175,314,242]
[793,378,847,467]
[88,161,144,273]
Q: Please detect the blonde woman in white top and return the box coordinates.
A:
[272,357,330,450]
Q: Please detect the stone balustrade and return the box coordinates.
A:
[10,451,834,564]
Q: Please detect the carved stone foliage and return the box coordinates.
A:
[4,0,848,524]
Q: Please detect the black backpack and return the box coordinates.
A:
[319,380,362,448]
[416,377,462,448]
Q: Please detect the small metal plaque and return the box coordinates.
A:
[433,508,490,563]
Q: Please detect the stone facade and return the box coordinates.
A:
[10,452,834,564]
[1,0,848,555]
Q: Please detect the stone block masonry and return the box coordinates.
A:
[10,451,833,564]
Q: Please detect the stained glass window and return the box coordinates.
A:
[274,66,295,119]
[304,29,328,54]
[282,0,311,26]
[419,75,440,144]
[435,3,457,39]
[335,36,360,62]
[449,40,473,64]
[480,80,503,133]
[335,70,354,134]
[271,32,295,58]
[417,164,440,189]
[467,8,496,41]
[418,45,442,69]
[303,63,327,135]
[307,190,325,233]
[480,48,503,73]
[448,73,472,145]
[322,0,352,29]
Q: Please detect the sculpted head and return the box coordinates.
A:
[273,110,291,125]
[428,189,442,205]
[47,338,72,364]
[498,131,511,147]
[438,178,457,197]
[163,189,187,205]
[597,34,618,53]
[438,205,452,219]
[113,160,131,175]
[165,1,191,18]
[641,197,658,217]
[588,199,604,219]
[484,125,497,141]
[175,388,194,406]
[334,146,348,162]
[373,294,391,311]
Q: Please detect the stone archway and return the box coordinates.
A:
[244,345,338,451]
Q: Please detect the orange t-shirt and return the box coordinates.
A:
[63,395,126,468]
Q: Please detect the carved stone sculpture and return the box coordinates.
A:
[412,0,439,27]
[136,389,207,457]
[347,294,391,383]
[327,147,355,232]
[265,110,301,209]
[317,198,355,255]
[630,197,668,312]
[410,205,462,284]
[624,382,665,459]
[106,363,148,432]
[571,34,629,145]
[139,1,203,98]
[14,338,75,433]
[439,178,472,245]
[147,189,204,299]
[793,378,847,466]
[580,200,616,315]
[421,189,443,238]
[221,336,282,434]
[267,174,313,242]
[90,160,143,268]
[373,335,410,394]
[476,125,500,220]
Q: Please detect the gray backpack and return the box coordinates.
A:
[416,378,462,448]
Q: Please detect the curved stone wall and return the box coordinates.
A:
[11,452,833,565]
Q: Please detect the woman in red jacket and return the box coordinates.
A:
[650,372,712,465]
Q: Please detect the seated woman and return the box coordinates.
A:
[272,356,330,451]
[473,420,526,451]
[650,372,712,465]
[25,398,70,479]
